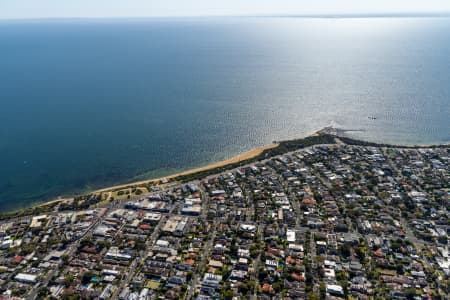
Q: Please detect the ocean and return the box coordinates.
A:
[0,17,449,211]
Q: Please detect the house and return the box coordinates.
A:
[202,273,222,289]
[265,259,278,270]
[326,284,344,296]
[15,273,37,284]
[286,230,296,242]
[209,260,223,269]
[99,284,114,300]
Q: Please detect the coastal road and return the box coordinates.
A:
[24,143,337,299]
[186,223,217,300]
[27,204,116,300]
[110,207,173,299]
[250,223,265,300]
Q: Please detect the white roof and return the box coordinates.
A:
[288,243,304,251]
[240,224,256,232]
[102,269,120,275]
[15,273,37,282]
[265,259,278,266]
[156,240,170,247]
[203,273,222,282]
[327,284,344,294]
[324,268,335,278]
[286,230,296,242]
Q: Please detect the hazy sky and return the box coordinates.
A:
[1,0,450,19]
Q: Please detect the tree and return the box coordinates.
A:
[355,245,366,261]
[390,241,402,251]
[258,268,268,281]
[223,289,234,300]
[404,287,417,300]
[319,282,327,298]
[306,292,320,300]
[247,280,256,291]
[81,271,93,285]
[336,271,348,282]
[272,281,283,293]
[62,254,70,264]
[238,283,250,294]
[339,244,351,258]
[250,248,259,258]
[438,235,448,244]
[38,287,49,298]
[134,241,146,251]
[64,274,75,287]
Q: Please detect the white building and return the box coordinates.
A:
[15,273,37,284]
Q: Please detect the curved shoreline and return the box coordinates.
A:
[3,127,449,216]
[93,142,279,193]
[21,142,279,211]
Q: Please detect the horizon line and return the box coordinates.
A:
[1,11,450,22]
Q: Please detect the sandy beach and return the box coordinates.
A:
[3,143,272,214]
[93,142,279,193]
[16,127,450,213]
[29,142,279,210]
